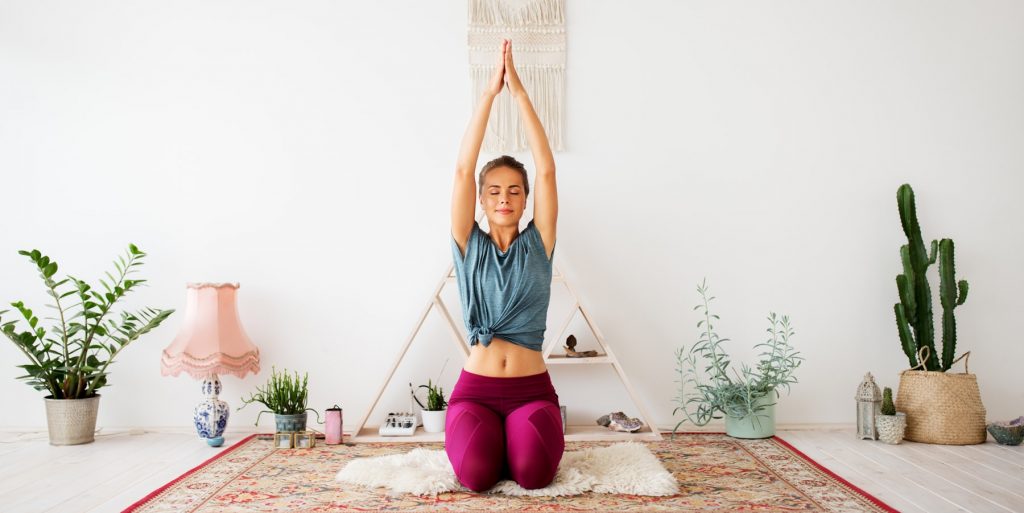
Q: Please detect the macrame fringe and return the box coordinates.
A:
[471,66,564,153]
[469,0,564,26]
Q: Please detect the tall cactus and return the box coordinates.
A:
[895,184,938,370]
[938,238,969,370]
[893,184,968,371]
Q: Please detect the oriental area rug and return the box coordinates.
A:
[122,433,896,513]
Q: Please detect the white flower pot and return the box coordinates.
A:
[421,409,446,433]
[876,412,907,445]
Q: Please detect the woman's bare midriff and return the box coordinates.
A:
[463,337,547,377]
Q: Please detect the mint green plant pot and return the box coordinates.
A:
[725,395,776,439]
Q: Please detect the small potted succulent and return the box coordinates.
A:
[238,366,320,432]
[411,379,448,433]
[875,387,906,444]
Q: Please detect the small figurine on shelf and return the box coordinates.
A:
[596,411,644,432]
[564,334,599,357]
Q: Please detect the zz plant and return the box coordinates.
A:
[1,245,173,399]
[894,183,969,371]
[672,279,803,436]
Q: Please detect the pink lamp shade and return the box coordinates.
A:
[161,282,260,379]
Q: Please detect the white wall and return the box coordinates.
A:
[1,0,1021,433]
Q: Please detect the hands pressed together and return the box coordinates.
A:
[485,38,526,98]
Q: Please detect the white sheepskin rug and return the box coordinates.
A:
[335,441,679,497]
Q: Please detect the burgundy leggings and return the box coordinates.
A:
[444,368,564,492]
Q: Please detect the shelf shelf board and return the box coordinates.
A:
[351,423,660,443]
[544,354,610,364]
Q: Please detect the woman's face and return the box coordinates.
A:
[480,166,527,229]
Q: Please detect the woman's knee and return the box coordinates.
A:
[444,401,505,492]
[504,400,564,489]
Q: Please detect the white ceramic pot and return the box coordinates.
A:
[421,409,446,433]
[876,412,907,445]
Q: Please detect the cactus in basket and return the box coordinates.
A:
[894,184,969,371]
[881,387,896,416]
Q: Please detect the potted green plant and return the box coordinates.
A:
[875,387,906,444]
[893,183,985,445]
[671,279,803,439]
[411,379,448,433]
[238,366,321,432]
[411,358,450,433]
[1,245,174,445]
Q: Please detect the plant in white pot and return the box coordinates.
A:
[411,378,449,433]
[875,387,906,444]
[671,279,803,439]
[1,245,174,445]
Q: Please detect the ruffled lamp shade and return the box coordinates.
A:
[161,282,260,447]
[161,282,260,378]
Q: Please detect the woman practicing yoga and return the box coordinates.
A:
[445,38,563,492]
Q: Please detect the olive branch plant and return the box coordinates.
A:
[0,244,174,400]
[671,279,803,437]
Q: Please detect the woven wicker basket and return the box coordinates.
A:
[895,348,986,445]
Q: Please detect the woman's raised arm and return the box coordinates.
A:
[504,40,557,259]
[452,40,509,253]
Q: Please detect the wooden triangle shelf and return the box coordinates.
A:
[352,219,661,442]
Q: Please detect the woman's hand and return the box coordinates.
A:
[484,39,509,98]
[504,39,526,98]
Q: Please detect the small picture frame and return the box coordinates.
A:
[275,432,295,449]
[294,431,315,449]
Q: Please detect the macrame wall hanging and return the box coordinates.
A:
[468,0,566,153]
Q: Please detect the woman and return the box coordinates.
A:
[445,38,562,492]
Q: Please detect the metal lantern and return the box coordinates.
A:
[856,372,883,440]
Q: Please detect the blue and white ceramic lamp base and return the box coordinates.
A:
[194,375,230,447]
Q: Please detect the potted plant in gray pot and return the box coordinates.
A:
[238,366,321,431]
[1,245,174,445]
[671,279,803,439]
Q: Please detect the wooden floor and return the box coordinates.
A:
[1,426,1021,513]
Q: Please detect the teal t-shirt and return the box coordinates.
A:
[451,219,555,352]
